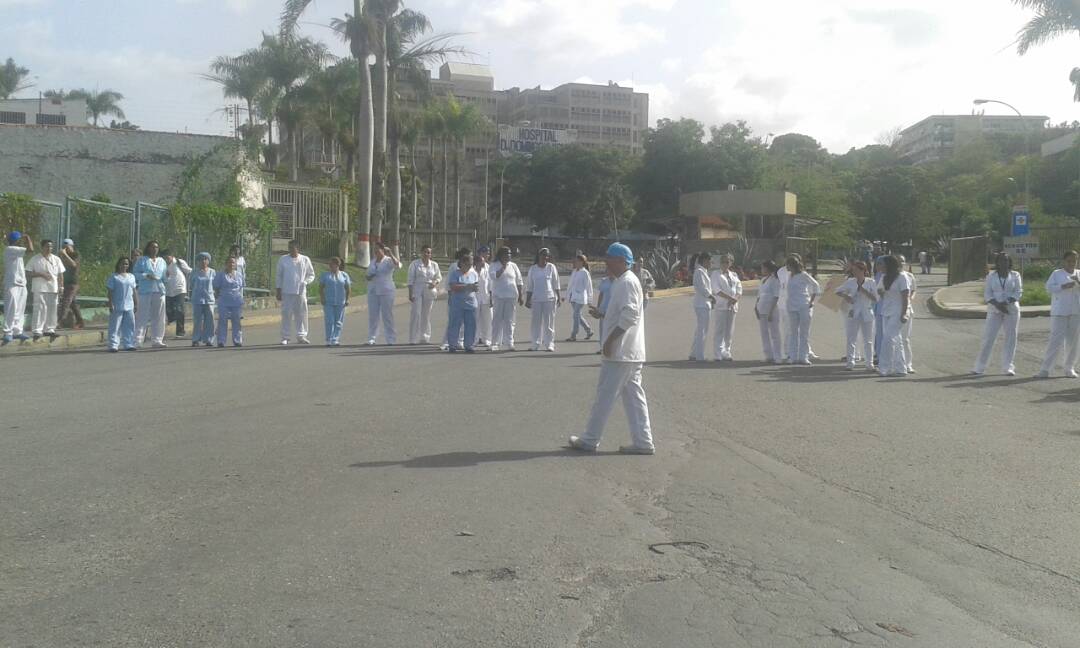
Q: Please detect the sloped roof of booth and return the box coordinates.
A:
[680,190,798,217]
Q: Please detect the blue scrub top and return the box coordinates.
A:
[213,271,245,308]
[448,266,478,310]
[133,256,167,294]
[106,273,137,311]
[597,277,613,313]
[320,271,351,306]
[190,269,216,305]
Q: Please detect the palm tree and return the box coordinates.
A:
[203,51,269,131]
[441,96,489,233]
[1013,0,1080,101]
[67,89,126,127]
[0,58,31,99]
[255,32,329,181]
[422,103,446,243]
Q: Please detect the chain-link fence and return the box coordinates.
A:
[404,228,477,261]
[137,202,192,261]
[191,228,273,295]
[65,197,136,297]
[0,196,64,287]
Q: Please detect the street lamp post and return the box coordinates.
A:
[973,98,1031,203]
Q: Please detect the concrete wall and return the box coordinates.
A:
[680,190,798,218]
[0,125,240,206]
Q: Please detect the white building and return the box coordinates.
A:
[896,114,1049,165]
[0,97,88,127]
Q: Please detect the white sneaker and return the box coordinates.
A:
[280,339,289,346]
[367,339,376,346]
[151,341,167,348]
[490,344,500,352]
[1036,370,1050,379]
[845,364,856,370]
[568,435,597,452]
[1005,369,1016,376]
[906,367,916,374]
[297,337,310,345]
[1067,370,1079,379]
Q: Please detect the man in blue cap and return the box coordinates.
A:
[3,231,33,345]
[569,242,654,455]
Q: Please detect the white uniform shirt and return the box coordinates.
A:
[567,267,594,305]
[777,266,791,308]
[785,272,821,311]
[367,256,401,296]
[3,245,27,289]
[490,261,523,299]
[903,270,917,315]
[710,268,743,312]
[474,261,492,305]
[983,270,1023,313]
[836,277,878,322]
[755,274,780,316]
[526,263,560,302]
[27,253,64,293]
[879,273,912,318]
[407,259,442,294]
[275,253,316,295]
[1047,268,1080,316]
[165,259,192,297]
[691,266,713,309]
[602,269,646,363]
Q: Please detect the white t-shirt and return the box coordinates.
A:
[602,270,646,363]
[879,273,912,318]
[27,253,64,293]
[165,259,192,297]
[567,267,594,304]
[1047,268,1080,317]
[785,272,821,311]
[755,274,780,316]
[836,277,878,322]
[3,245,27,289]
[526,263,560,302]
[710,268,743,312]
[367,256,400,296]
[692,266,713,309]
[490,261,523,299]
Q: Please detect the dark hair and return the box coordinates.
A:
[114,256,130,273]
[496,246,511,262]
[1065,250,1078,260]
[288,239,300,249]
[160,248,172,258]
[421,244,432,252]
[994,252,1013,274]
[882,255,901,290]
[688,253,699,274]
[760,260,778,277]
[143,240,159,255]
[41,239,54,247]
[785,255,803,274]
[329,256,343,268]
[229,244,241,253]
[576,254,588,265]
[851,260,868,274]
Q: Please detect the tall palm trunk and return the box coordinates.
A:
[411,150,419,232]
[356,56,375,268]
[441,137,449,255]
[289,124,299,182]
[428,137,436,231]
[454,139,461,230]
[390,132,402,258]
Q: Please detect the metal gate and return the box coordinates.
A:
[404,228,477,260]
[948,235,989,285]
[785,237,819,277]
[265,184,348,258]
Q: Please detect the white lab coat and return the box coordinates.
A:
[490,261,523,349]
[276,254,316,341]
[710,268,742,360]
[567,267,594,305]
[974,270,1022,374]
[1041,268,1080,374]
[527,263,560,351]
[474,261,493,344]
[755,274,782,362]
[837,277,877,369]
[689,266,712,360]
[407,258,441,344]
[579,269,652,451]
[878,273,912,375]
[785,272,821,364]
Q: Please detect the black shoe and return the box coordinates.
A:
[32,333,40,341]
[218,343,225,348]
[47,332,59,342]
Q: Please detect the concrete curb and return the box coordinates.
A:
[928,288,1051,319]
[0,295,413,356]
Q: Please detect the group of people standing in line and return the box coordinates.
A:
[689,251,917,376]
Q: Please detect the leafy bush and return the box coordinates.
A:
[1021,285,1050,307]
[1021,263,1055,282]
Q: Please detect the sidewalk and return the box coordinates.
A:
[928,280,1051,319]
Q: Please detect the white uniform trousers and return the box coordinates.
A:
[135,292,166,345]
[1040,314,1080,374]
[368,292,396,344]
[492,297,517,349]
[757,313,782,362]
[786,308,813,363]
[409,288,436,344]
[713,309,736,360]
[879,314,906,375]
[845,317,875,369]
[3,285,27,337]
[690,306,710,360]
[900,316,914,371]
[974,308,1019,374]
[530,300,556,350]
[778,306,790,360]
[280,293,309,341]
[580,361,653,451]
[475,301,493,345]
[31,291,59,335]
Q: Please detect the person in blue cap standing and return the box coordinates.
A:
[2,231,33,345]
[570,242,654,455]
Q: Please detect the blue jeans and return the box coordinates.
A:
[324,303,346,344]
[570,302,593,339]
[448,305,476,351]
[217,305,243,346]
[191,303,215,344]
[107,309,135,350]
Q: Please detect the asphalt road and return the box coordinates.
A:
[4,271,1080,648]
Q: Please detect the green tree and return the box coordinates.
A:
[706,120,767,189]
[505,145,638,237]
[1013,0,1080,101]
[0,58,31,99]
[203,51,270,135]
[67,89,125,127]
[633,118,714,229]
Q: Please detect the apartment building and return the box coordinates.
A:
[0,97,88,127]
[896,114,1048,165]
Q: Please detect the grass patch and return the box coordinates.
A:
[307,260,409,299]
[1021,285,1050,307]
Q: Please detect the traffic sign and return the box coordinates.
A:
[1012,206,1030,237]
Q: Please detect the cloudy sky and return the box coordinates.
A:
[2,0,1076,152]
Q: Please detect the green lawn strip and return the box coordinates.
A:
[308,259,409,299]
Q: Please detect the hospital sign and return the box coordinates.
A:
[498,125,576,157]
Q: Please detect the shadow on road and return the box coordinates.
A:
[648,359,766,370]
[349,448,617,469]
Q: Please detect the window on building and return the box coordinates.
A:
[0,111,27,125]
[35,113,66,126]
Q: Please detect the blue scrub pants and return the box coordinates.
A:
[324,303,346,345]
[448,305,476,351]
[217,305,243,346]
[107,309,135,350]
[570,302,593,339]
[191,304,215,344]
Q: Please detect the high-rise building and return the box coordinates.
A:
[896,114,1048,165]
